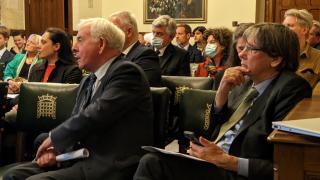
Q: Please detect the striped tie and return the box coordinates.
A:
[83,73,97,108]
[214,87,259,143]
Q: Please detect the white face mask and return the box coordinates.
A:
[152,37,164,49]
[204,43,217,58]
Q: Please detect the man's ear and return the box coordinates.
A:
[302,26,309,37]
[98,37,107,54]
[270,56,283,68]
[187,33,191,40]
[126,27,133,39]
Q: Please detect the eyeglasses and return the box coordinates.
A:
[243,43,263,54]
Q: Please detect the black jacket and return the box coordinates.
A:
[126,41,162,87]
[28,59,82,84]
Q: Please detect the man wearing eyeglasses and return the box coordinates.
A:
[134,23,311,180]
[283,9,320,77]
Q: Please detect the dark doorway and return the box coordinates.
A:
[24,0,73,36]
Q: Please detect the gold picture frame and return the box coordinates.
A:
[144,0,207,24]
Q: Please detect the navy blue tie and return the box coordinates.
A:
[84,73,97,108]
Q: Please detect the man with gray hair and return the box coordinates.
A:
[151,15,190,76]
[283,8,320,76]
[308,20,320,50]
[109,11,161,86]
[3,18,154,180]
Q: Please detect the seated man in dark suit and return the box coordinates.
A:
[4,18,154,180]
[109,11,162,87]
[133,23,312,180]
[0,25,14,77]
[151,15,190,76]
[176,24,203,63]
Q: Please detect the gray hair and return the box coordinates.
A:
[284,9,313,30]
[152,15,176,38]
[312,20,320,36]
[78,18,125,51]
[109,11,139,36]
[28,34,42,46]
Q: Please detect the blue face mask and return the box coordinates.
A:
[204,43,217,58]
[152,37,164,49]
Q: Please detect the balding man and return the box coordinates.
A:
[109,11,161,87]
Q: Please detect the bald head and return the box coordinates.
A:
[109,11,139,50]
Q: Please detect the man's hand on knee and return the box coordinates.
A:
[36,149,58,167]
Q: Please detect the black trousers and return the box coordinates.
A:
[133,152,236,180]
[3,161,84,180]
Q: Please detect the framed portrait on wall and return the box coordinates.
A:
[144,0,207,23]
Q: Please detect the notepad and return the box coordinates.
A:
[272,118,320,138]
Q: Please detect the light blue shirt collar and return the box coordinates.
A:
[253,77,275,97]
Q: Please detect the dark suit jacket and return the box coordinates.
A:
[211,70,312,180]
[159,43,190,76]
[126,41,162,87]
[0,50,14,78]
[28,59,82,84]
[188,44,203,63]
[51,56,154,180]
[0,50,14,65]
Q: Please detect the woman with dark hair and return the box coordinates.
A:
[213,23,254,89]
[195,27,233,77]
[192,26,206,54]
[2,28,82,165]
[28,27,82,83]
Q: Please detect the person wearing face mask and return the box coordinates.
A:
[213,23,254,90]
[151,15,191,76]
[195,28,232,77]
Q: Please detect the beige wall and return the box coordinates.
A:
[99,0,257,32]
[72,0,102,30]
[1,0,259,32]
[72,0,258,31]
[0,0,25,29]
[3,0,261,47]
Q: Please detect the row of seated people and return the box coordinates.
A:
[0,9,318,180]
[2,8,320,89]
[0,19,317,180]
[0,27,82,167]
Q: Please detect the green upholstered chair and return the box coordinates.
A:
[15,82,79,161]
[0,82,8,164]
[178,89,216,152]
[179,89,216,136]
[161,76,214,142]
[150,87,171,148]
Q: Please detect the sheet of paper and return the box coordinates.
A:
[56,148,89,162]
[7,94,19,99]
[142,146,206,162]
